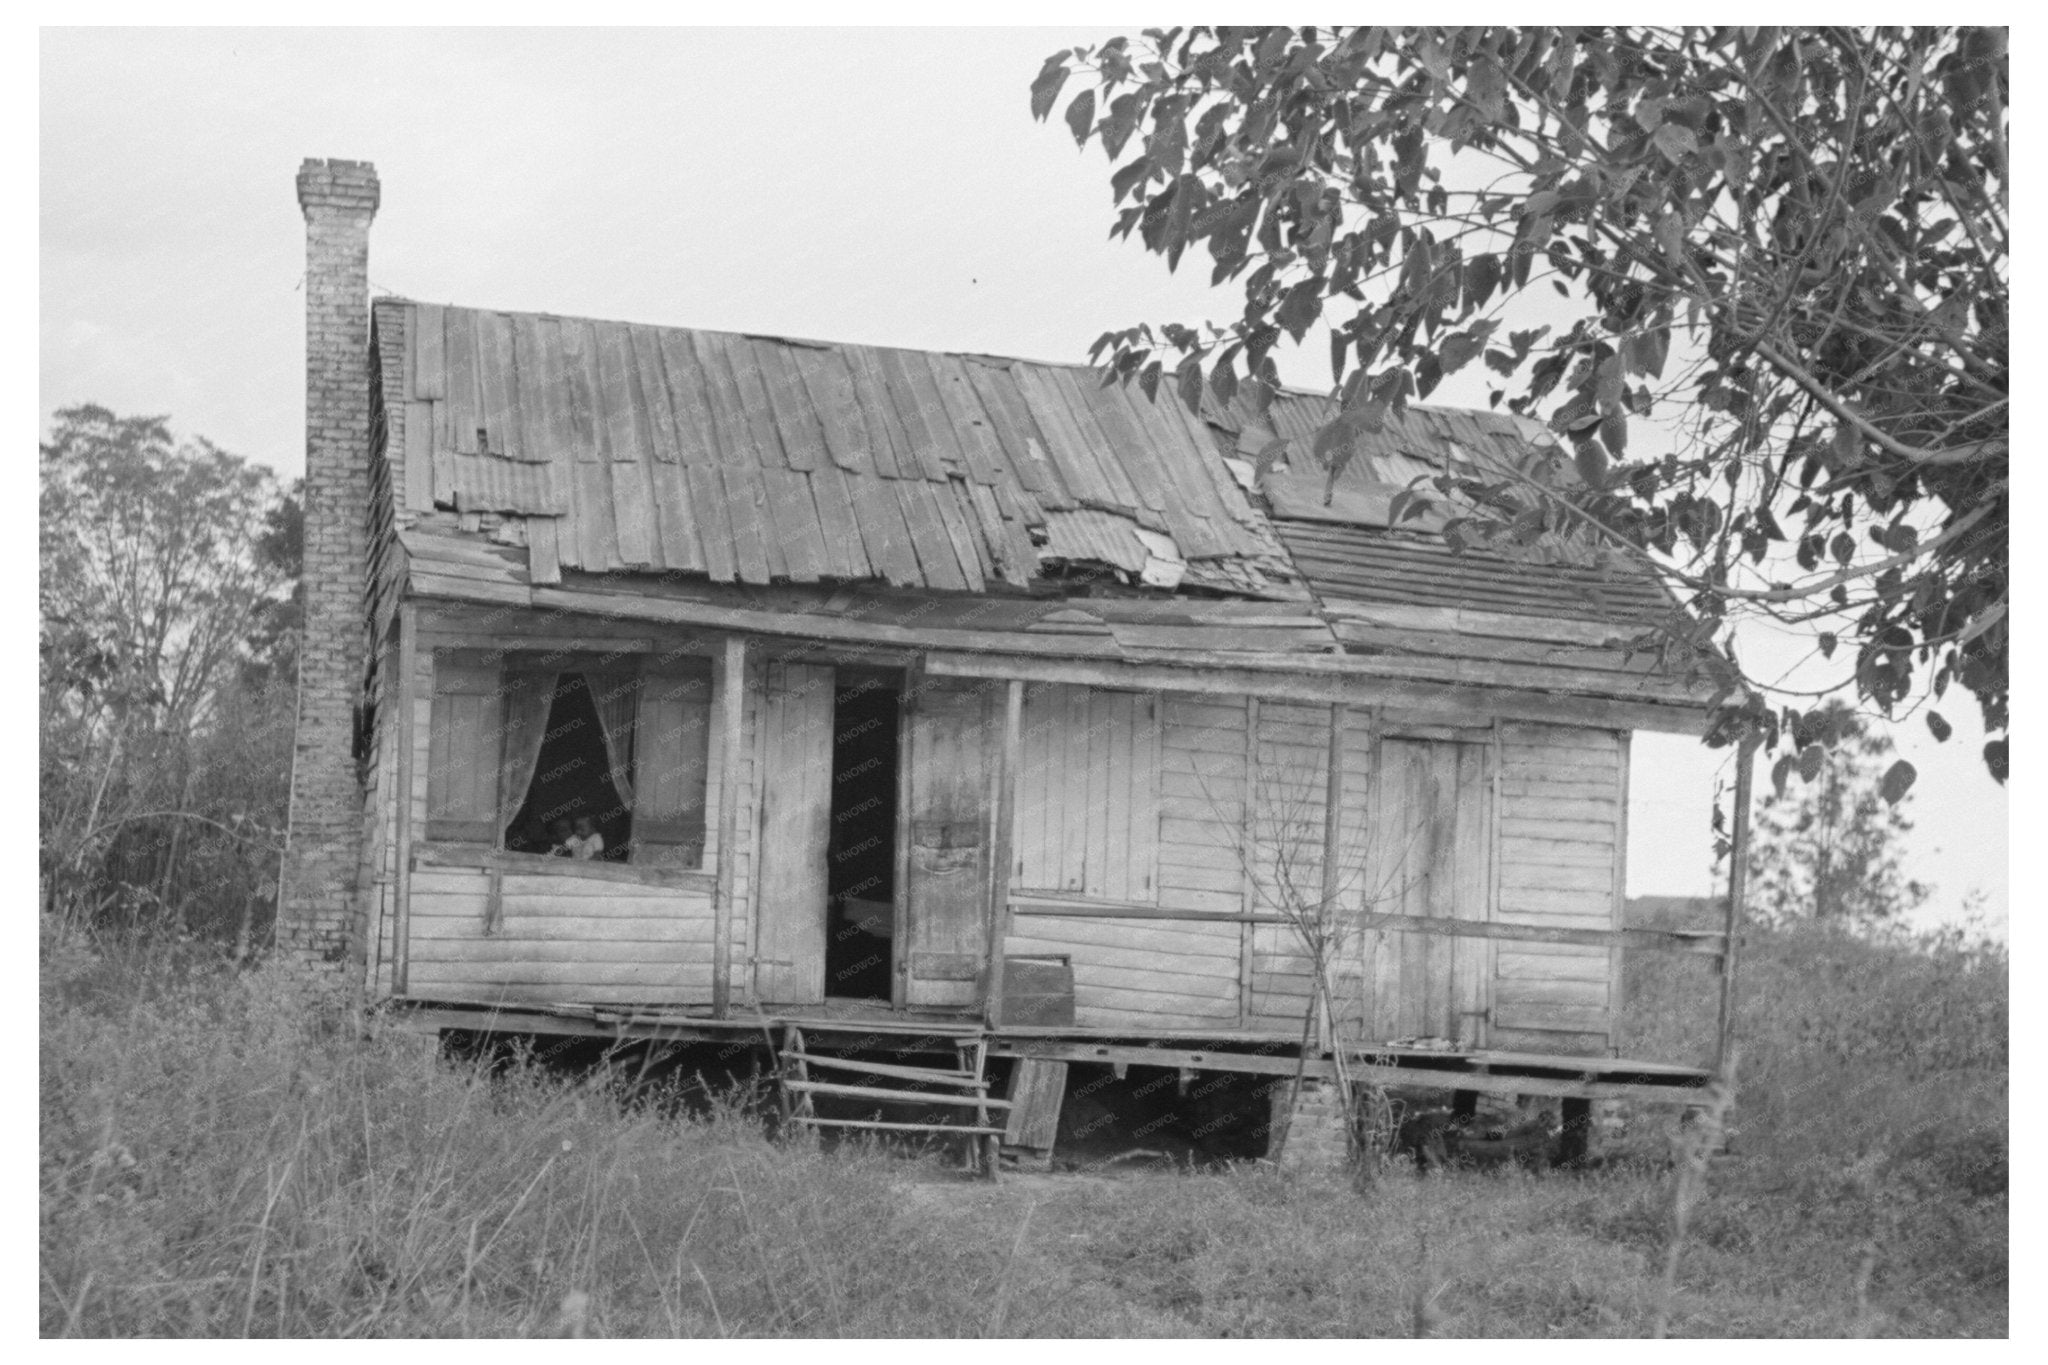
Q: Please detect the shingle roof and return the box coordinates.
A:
[1196,382,1721,709]
[387,301,1300,597]
[376,298,1723,721]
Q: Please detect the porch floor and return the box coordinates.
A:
[393,998,1714,1104]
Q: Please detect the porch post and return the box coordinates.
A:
[1317,702,1347,1052]
[984,678,1024,1026]
[391,603,418,997]
[713,634,747,1018]
[1713,735,1759,1074]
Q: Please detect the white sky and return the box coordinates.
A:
[37,26,2010,936]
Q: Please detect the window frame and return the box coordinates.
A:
[420,646,716,872]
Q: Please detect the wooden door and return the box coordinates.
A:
[902,679,996,1009]
[754,663,836,1005]
[1361,737,1493,1044]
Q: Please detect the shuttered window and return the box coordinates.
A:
[631,660,713,866]
[1011,683,1160,901]
[423,650,713,866]
[425,657,503,843]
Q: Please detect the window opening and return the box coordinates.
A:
[504,672,632,861]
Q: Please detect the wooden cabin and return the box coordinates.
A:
[284,160,1732,1163]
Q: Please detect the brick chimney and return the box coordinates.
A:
[278,158,379,964]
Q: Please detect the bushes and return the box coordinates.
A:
[1620,916,2009,1323]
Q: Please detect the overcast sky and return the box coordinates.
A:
[38,26,2008,935]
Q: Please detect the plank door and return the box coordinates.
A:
[753,662,836,1005]
[1362,737,1493,1044]
[902,678,996,1009]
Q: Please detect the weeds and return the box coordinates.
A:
[41,912,2006,1337]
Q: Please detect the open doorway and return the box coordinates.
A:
[827,667,901,1001]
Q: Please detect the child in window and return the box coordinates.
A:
[547,819,575,857]
[567,816,605,861]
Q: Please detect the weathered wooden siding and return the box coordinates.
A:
[1246,703,1375,1032]
[1355,737,1493,1043]
[405,866,715,1005]
[752,662,835,1004]
[1003,691,1239,1030]
[1490,721,1623,1053]
[719,657,763,1006]
[377,613,1627,1050]
[1013,684,1159,901]
[395,622,756,1009]
[365,632,403,998]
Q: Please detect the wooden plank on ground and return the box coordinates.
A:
[782,1080,1011,1110]
[1002,1058,1068,1155]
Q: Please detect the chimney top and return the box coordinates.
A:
[297,157,380,218]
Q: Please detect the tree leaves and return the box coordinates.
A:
[1650,122,1699,162]
[1042,25,2009,780]
[1983,738,2008,784]
[1879,758,1918,806]
[1064,89,1095,146]
[1744,700,1931,922]
[1276,278,1324,341]
[1573,441,1610,490]
[1029,56,1070,122]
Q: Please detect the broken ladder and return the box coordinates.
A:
[775,1025,1006,1173]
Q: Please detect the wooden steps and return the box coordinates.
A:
[781,1080,1012,1109]
[800,1118,1008,1136]
[775,1026,1003,1175]
[797,1054,991,1087]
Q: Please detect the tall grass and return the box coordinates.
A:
[41,912,2006,1337]
[1619,912,2008,1328]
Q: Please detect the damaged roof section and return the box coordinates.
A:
[1201,388,1721,711]
[1202,388,1576,533]
[386,302,1302,598]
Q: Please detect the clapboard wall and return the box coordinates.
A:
[1244,701,1377,1034]
[370,618,764,1009]
[1005,687,1243,1030]
[365,630,1629,1050]
[1490,722,1627,1053]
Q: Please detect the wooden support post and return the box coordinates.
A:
[1714,736,1759,1075]
[713,634,747,1019]
[984,679,1024,1027]
[1317,702,1347,1052]
[1238,697,1259,1027]
[1556,1096,1594,1166]
[392,604,418,997]
[1611,732,1632,1056]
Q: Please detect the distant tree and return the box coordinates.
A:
[39,405,295,938]
[41,405,292,735]
[241,486,305,693]
[1743,698,1930,923]
[1036,26,2008,784]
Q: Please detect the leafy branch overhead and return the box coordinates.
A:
[1035,26,2007,785]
